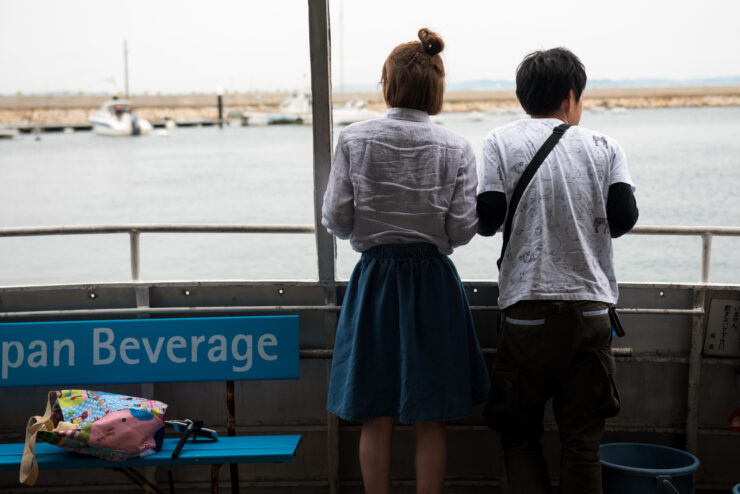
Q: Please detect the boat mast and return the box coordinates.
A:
[339,0,343,93]
[123,40,129,98]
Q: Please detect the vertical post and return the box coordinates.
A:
[308,0,336,283]
[226,380,239,493]
[217,87,224,129]
[218,95,223,128]
[123,40,130,99]
[308,3,340,493]
[701,232,712,283]
[685,288,706,454]
[130,230,140,281]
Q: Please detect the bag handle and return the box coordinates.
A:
[20,391,57,486]
[497,123,570,269]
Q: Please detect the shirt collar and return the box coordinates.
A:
[385,107,431,123]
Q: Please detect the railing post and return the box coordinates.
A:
[129,230,140,281]
[308,2,340,494]
[701,232,712,283]
[308,0,336,283]
[685,288,706,454]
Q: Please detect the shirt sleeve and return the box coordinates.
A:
[608,140,635,191]
[445,143,479,247]
[476,191,507,237]
[478,135,506,195]
[607,182,639,238]
[321,132,354,239]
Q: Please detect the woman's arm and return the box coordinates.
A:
[321,133,354,239]
[446,144,479,247]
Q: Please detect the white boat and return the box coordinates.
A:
[269,92,312,125]
[332,99,380,126]
[0,128,19,139]
[0,119,18,139]
[469,111,485,122]
[89,99,152,136]
[240,111,269,126]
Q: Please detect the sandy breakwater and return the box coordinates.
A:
[1,86,739,126]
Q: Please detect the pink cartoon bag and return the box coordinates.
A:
[20,389,168,486]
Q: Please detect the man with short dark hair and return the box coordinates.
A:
[477,47,638,493]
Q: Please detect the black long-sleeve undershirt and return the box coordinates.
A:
[475,182,638,238]
[606,182,639,237]
[476,191,507,236]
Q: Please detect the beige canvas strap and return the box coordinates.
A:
[19,391,57,486]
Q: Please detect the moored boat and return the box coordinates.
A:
[268,91,312,125]
[0,119,19,139]
[332,98,380,126]
[89,98,152,136]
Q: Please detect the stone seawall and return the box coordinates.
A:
[2,86,739,126]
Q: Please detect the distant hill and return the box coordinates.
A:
[587,76,740,88]
[5,77,740,97]
[334,76,740,93]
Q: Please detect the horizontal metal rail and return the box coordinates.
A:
[0,304,703,320]
[0,223,738,283]
[630,225,740,283]
[0,224,315,236]
[0,224,315,282]
[630,225,740,236]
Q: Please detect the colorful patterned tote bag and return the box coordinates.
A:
[20,389,168,486]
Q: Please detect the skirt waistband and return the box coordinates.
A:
[361,243,442,259]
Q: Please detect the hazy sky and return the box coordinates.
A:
[1,0,738,94]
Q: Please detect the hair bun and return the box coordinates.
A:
[418,28,444,56]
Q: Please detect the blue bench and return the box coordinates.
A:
[0,316,302,493]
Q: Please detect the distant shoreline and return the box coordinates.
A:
[1,86,739,126]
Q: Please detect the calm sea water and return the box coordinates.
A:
[1,106,739,286]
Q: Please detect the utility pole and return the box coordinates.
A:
[123,40,130,98]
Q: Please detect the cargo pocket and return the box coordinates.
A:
[594,349,621,418]
[575,305,621,418]
[561,349,621,420]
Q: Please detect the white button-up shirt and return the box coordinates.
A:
[322,107,478,254]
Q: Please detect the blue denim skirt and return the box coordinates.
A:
[327,243,490,424]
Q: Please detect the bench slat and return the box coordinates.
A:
[0,435,301,471]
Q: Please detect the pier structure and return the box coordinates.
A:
[2,85,740,130]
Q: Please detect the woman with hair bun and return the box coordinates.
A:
[323,28,489,493]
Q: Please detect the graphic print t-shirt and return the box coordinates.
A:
[478,118,635,309]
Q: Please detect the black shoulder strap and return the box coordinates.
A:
[497,123,570,269]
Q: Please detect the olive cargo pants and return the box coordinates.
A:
[484,300,621,494]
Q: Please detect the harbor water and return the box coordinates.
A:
[1,106,739,287]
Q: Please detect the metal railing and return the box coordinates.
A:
[1,222,739,462]
[629,225,740,283]
[0,223,738,284]
[0,224,315,281]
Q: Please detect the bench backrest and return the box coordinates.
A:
[0,315,299,387]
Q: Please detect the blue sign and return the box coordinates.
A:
[0,316,299,387]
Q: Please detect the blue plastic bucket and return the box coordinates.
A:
[732,483,740,494]
[601,443,700,494]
